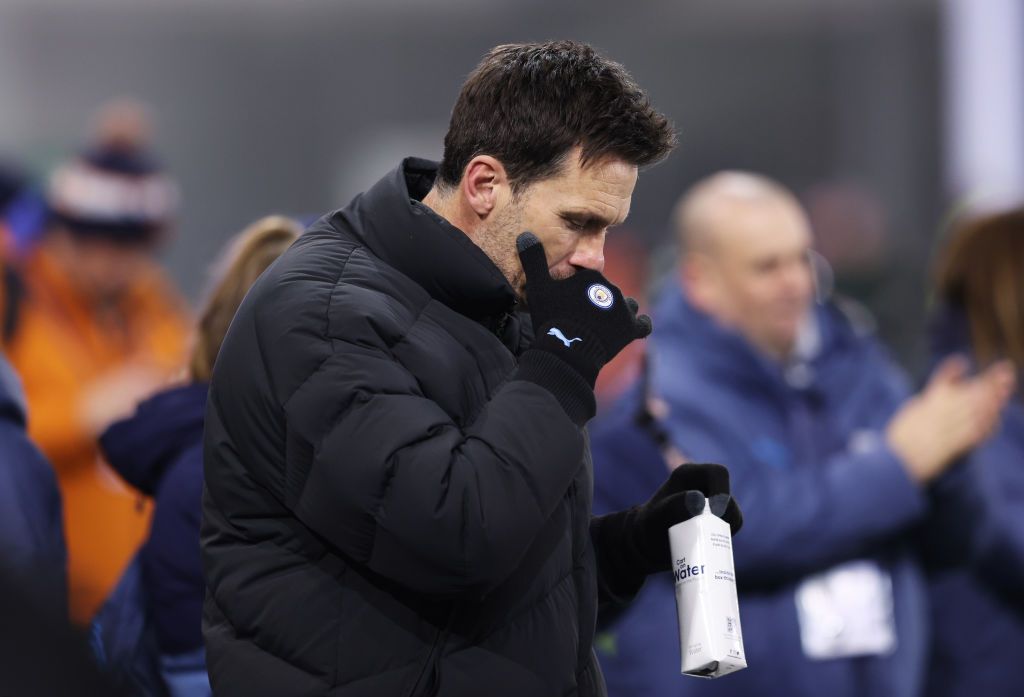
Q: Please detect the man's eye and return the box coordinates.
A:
[565,219,587,231]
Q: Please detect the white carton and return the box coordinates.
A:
[668,499,746,678]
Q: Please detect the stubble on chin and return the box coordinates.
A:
[511,269,527,302]
[511,265,575,311]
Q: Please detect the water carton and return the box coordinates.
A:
[668,499,746,678]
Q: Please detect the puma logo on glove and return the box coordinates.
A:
[547,328,583,347]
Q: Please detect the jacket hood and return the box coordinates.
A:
[99,382,208,496]
[333,157,518,326]
[652,282,784,390]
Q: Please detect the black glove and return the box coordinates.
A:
[512,232,652,424]
[592,463,743,603]
[517,231,652,387]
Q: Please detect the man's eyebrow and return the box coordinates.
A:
[558,210,622,229]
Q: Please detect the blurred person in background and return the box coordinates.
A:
[0,563,126,697]
[924,207,1024,697]
[591,171,1014,697]
[201,41,742,697]
[0,99,191,624]
[0,350,66,615]
[0,349,106,697]
[95,215,300,697]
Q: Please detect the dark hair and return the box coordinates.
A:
[438,40,677,192]
[935,206,1024,372]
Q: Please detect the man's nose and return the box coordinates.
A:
[568,236,606,273]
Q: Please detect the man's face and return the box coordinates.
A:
[691,200,815,358]
[55,230,151,302]
[480,152,638,299]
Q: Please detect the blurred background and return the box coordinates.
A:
[3,0,1020,375]
[1,1,1023,694]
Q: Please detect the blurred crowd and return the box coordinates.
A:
[1,98,1022,697]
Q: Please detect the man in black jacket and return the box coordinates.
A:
[202,40,741,696]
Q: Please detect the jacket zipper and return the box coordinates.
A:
[405,607,457,697]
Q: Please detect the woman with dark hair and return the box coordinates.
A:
[926,207,1024,697]
[96,215,301,696]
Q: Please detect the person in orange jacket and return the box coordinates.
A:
[1,101,190,624]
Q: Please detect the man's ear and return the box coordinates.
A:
[680,254,716,313]
[461,155,511,220]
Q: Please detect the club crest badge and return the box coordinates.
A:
[587,283,614,310]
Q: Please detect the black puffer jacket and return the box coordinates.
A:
[202,159,615,696]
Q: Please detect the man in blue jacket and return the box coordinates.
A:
[0,352,67,617]
[592,171,1013,697]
